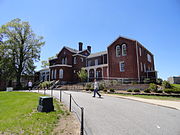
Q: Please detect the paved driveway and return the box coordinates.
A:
[33,90,180,135]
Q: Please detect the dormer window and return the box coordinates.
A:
[116,45,121,57]
[122,44,127,56]
[147,54,151,62]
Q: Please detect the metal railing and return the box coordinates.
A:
[39,89,85,135]
[62,91,84,135]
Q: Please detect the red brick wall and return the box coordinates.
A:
[108,37,138,79]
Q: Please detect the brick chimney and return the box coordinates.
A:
[79,42,83,51]
[87,46,91,53]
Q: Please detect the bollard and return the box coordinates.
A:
[59,90,62,102]
[69,94,72,112]
[80,107,84,135]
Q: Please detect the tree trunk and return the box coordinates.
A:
[16,73,22,89]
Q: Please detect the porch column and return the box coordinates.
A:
[94,68,96,79]
[102,67,103,79]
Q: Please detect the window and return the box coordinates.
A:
[54,69,56,79]
[88,60,91,66]
[81,58,83,62]
[139,47,142,56]
[95,59,98,66]
[144,64,146,72]
[122,44,127,56]
[51,70,54,79]
[65,57,67,64]
[147,54,151,62]
[59,69,63,79]
[119,61,125,72]
[141,62,143,72]
[62,58,64,64]
[116,45,121,57]
[74,57,76,64]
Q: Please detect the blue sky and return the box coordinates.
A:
[0,0,180,80]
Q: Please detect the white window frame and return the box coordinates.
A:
[139,47,142,56]
[119,61,125,72]
[74,57,76,64]
[116,45,121,57]
[59,69,63,79]
[122,44,127,56]
[81,57,83,62]
[95,59,98,66]
[62,58,65,64]
[65,57,67,64]
[147,54,151,62]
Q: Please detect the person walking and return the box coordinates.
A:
[93,79,101,98]
[28,80,32,91]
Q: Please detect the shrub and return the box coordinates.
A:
[162,81,172,89]
[133,89,140,92]
[109,88,115,93]
[149,83,158,92]
[99,83,105,90]
[144,88,151,93]
[156,78,163,85]
[85,83,91,90]
[156,90,163,93]
[127,89,132,92]
[143,78,151,84]
[90,88,94,92]
[163,89,173,93]
[103,89,107,93]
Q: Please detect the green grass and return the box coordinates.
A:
[172,84,180,88]
[113,93,180,101]
[0,92,64,135]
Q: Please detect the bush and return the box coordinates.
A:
[127,89,132,92]
[90,88,94,92]
[109,88,115,93]
[85,83,91,90]
[143,78,151,84]
[156,78,163,85]
[156,90,163,93]
[162,81,172,89]
[149,83,158,92]
[164,88,180,94]
[99,83,105,90]
[144,88,151,93]
[103,89,107,93]
[133,89,140,92]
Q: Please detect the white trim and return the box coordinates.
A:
[116,45,121,57]
[49,64,72,68]
[122,44,127,56]
[119,61,125,72]
[84,64,108,70]
[136,41,140,82]
[72,53,87,57]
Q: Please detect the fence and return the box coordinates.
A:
[38,89,85,135]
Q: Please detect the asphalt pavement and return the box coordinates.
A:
[32,90,180,135]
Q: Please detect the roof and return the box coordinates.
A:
[87,51,107,59]
[64,46,79,53]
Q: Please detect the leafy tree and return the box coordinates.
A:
[156,78,163,85]
[77,69,88,82]
[41,60,49,68]
[0,18,45,88]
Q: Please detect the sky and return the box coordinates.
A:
[0,0,180,80]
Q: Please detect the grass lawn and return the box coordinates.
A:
[172,84,180,88]
[113,93,180,101]
[0,92,65,135]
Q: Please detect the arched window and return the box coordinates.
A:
[62,58,65,64]
[51,70,54,79]
[65,57,67,64]
[54,69,56,79]
[59,69,63,79]
[122,44,127,56]
[116,45,121,57]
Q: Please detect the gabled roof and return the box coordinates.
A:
[64,46,79,53]
[87,51,107,59]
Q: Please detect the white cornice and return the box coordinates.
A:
[49,64,72,68]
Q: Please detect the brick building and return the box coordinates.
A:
[49,36,157,83]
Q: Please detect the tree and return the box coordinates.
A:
[77,69,88,82]
[0,18,45,88]
[41,60,49,68]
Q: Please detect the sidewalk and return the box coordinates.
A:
[106,94,180,110]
